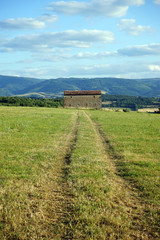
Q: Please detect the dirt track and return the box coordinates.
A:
[49,110,157,239]
[37,110,158,239]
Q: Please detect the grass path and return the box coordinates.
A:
[0,107,159,239]
[88,110,160,238]
[62,110,159,239]
[0,107,78,239]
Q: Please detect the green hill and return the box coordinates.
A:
[0,75,160,97]
[0,75,44,96]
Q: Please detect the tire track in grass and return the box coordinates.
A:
[55,110,79,240]
[82,110,156,239]
[0,108,79,240]
[27,110,80,240]
[62,111,79,240]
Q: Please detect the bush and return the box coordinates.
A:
[123,108,130,112]
[0,96,63,108]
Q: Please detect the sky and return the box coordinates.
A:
[0,0,160,79]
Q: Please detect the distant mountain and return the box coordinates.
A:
[0,75,160,98]
[0,75,44,96]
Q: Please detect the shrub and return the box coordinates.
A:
[123,108,130,112]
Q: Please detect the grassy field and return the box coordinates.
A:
[0,106,78,239]
[89,110,160,203]
[0,106,159,239]
[88,110,160,236]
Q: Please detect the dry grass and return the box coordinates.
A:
[89,110,160,239]
[0,107,78,239]
[138,108,159,112]
[63,110,157,239]
[0,107,159,239]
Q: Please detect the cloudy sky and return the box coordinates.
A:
[0,0,160,79]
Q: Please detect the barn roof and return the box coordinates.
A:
[64,90,101,96]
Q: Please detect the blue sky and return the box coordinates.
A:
[0,0,160,79]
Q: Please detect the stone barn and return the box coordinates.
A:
[64,90,102,109]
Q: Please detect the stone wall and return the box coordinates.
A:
[64,91,102,109]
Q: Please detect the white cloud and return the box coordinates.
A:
[149,64,160,71]
[2,61,160,79]
[118,43,160,56]
[38,14,58,23]
[154,0,160,5]
[0,30,114,52]
[0,18,45,29]
[33,50,117,62]
[47,0,145,18]
[0,15,58,30]
[117,19,153,35]
[75,51,117,58]
[50,61,153,77]
[33,43,160,62]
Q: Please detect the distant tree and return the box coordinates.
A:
[102,94,159,109]
[0,96,64,108]
[123,108,130,112]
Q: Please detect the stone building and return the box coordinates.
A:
[64,90,102,109]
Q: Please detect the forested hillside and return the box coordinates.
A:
[102,94,160,110]
[0,75,43,96]
[0,75,160,97]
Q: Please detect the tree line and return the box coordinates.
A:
[0,96,63,108]
[0,95,159,110]
[102,94,160,110]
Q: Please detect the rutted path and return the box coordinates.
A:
[2,108,158,239]
[83,111,153,239]
[0,108,80,240]
[27,110,80,240]
[31,109,157,239]
[84,111,160,239]
[59,110,156,239]
[48,110,79,240]
[61,111,79,239]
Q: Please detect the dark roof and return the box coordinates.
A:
[64,90,101,96]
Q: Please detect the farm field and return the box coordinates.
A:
[0,106,159,239]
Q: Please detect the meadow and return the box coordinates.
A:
[0,106,159,239]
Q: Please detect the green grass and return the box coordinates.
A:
[0,107,74,180]
[0,107,160,239]
[0,106,77,239]
[65,111,125,239]
[88,110,160,236]
[88,111,160,202]
[64,111,157,239]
